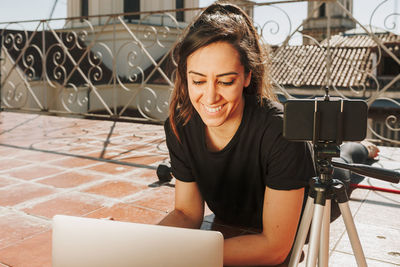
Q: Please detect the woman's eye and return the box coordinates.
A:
[192,80,205,85]
[218,80,234,86]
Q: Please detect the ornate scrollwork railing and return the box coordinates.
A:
[1,0,399,145]
[1,10,183,121]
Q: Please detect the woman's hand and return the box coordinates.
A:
[158,179,205,229]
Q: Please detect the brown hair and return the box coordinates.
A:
[169,1,276,140]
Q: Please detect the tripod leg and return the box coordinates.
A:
[338,202,368,267]
[318,199,331,267]
[289,196,315,267]
[306,203,325,267]
[332,181,368,267]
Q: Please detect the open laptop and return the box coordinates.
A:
[52,215,223,267]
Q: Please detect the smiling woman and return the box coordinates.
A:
[158,2,315,266]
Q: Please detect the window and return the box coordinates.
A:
[124,0,140,22]
[81,0,88,21]
[176,0,184,22]
[381,56,400,76]
[319,3,326,17]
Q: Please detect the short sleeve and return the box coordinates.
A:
[164,118,195,182]
[263,119,315,190]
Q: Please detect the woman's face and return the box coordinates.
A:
[186,41,251,130]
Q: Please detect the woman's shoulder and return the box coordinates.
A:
[245,94,284,123]
[164,112,203,142]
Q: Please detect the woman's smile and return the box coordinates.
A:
[202,103,224,114]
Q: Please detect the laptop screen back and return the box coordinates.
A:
[52,215,223,267]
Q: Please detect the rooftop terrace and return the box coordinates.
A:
[0,111,399,267]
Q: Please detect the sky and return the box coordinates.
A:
[0,0,398,45]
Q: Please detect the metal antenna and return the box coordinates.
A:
[48,0,59,20]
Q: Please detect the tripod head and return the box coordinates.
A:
[313,141,400,185]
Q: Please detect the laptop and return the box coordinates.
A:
[52,215,223,267]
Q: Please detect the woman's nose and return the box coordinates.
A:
[204,82,219,104]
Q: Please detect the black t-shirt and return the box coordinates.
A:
[164,94,315,228]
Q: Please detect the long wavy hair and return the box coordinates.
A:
[169,1,276,141]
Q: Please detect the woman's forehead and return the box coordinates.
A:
[186,42,243,74]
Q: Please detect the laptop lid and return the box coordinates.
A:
[52,215,223,267]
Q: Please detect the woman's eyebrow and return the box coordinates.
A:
[188,71,206,77]
[188,71,238,77]
[216,72,238,77]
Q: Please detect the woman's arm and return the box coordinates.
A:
[224,186,304,266]
[158,179,205,229]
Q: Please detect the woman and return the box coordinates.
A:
[159,2,377,266]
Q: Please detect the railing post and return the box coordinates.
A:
[0,33,3,111]
[42,20,48,112]
[112,15,117,118]
[325,0,332,94]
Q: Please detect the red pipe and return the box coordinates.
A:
[350,183,400,195]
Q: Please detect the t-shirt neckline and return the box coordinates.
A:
[199,95,252,155]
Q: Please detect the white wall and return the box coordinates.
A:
[67,0,200,27]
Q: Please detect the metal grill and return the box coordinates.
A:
[1,0,399,145]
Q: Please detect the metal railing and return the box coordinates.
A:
[1,0,399,145]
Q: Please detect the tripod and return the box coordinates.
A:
[288,142,400,267]
[284,94,400,266]
[289,143,368,267]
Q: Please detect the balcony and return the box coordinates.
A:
[0,1,400,266]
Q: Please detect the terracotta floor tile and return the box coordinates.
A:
[86,203,166,224]
[83,180,147,198]
[84,162,138,175]
[38,170,102,188]
[0,159,29,172]
[15,151,67,163]
[127,168,158,184]
[0,176,19,188]
[120,143,161,153]
[4,139,46,147]
[22,192,105,219]
[0,230,52,267]
[99,149,133,160]
[8,165,64,180]
[0,211,50,249]
[0,183,56,206]
[50,156,100,168]
[122,155,166,166]
[30,142,65,151]
[131,186,175,213]
[65,146,99,154]
[0,147,13,157]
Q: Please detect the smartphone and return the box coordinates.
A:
[283,98,368,142]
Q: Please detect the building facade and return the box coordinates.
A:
[302,0,355,45]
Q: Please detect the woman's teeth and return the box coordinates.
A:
[205,105,222,113]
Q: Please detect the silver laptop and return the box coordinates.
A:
[52,215,223,267]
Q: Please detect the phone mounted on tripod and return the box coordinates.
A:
[283,96,367,144]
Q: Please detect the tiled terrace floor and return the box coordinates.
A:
[0,111,399,267]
